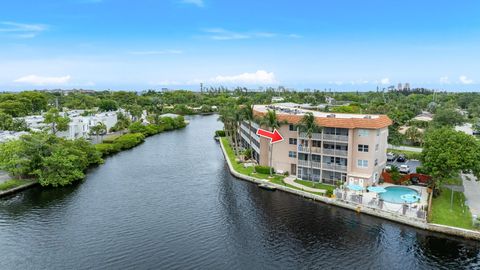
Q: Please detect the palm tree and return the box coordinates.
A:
[242,104,257,172]
[405,126,423,146]
[259,109,285,176]
[218,106,241,155]
[231,107,244,156]
[90,122,107,143]
[298,112,322,185]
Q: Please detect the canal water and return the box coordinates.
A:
[0,115,479,269]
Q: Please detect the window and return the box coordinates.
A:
[358,144,369,152]
[357,159,368,168]
[312,140,322,147]
[289,124,296,131]
[289,138,297,145]
[376,130,380,136]
[288,151,297,158]
[374,159,378,166]
[358,129,369,137]
[375,144,379,151]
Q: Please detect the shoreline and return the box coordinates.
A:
[218,137,480,241]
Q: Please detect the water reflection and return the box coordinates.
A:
[0,115,479,269]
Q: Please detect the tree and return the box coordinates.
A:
[405,126,423,146]
[0,112,14,130]
[43,108,70,135]
[298,112,322,184]
[241,104,257,172]
[90,122,107,142]
[432,108,465,127]
[421,128,480,186]
[259,109,285,176]
[36,147,86,187]
[98,99,118,112]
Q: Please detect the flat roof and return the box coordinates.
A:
[253,104,392,129]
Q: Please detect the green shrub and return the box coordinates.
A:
[215,130,226,137]
[326,189,333,197]
[95,143,118,156]
[255,165,273,174]
[113,133,145,150]
[416,166,427,174]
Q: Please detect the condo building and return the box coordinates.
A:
[238,104,392,187]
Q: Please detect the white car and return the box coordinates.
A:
[399,165,410,174]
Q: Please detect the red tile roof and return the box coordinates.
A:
[253,110,392,129]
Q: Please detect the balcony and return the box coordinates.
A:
[298,146,322,154]
[322,163,347,172]
[323,134,349,142]
[322,148,348,157]
[297,160,321,168]
[299,132,322,140]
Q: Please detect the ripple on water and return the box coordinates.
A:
[0,115,479,270]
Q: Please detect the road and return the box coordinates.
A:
[388,144,423,153]
[462,173,480,218]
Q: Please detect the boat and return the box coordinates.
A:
[258,183,276,191]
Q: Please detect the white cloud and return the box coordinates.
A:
[129,50,183,55]
[459,75,473,84]
[439,76,450,84]
[0,21,48,38]
[14,75,71,86]
[202,28,301,40]
[208,70,277,84]
[380,78,390,85]
[182,0,204,7]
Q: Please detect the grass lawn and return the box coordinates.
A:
[0,178,35,191]
[294,179,335,192]
[430,188,474,230]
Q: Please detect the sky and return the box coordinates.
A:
[0,0,479,91]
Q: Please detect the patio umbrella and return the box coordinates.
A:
[367,187,387,193]
[400,194,420,204]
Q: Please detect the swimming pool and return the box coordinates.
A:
[379,186,420,204]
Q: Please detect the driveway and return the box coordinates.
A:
[462,173,480,218]
[387,159,422,173]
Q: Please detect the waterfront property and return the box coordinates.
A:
[239,103,392,187]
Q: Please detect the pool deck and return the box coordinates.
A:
[340,183,428,220]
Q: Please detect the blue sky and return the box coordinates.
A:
[0,0,479,91]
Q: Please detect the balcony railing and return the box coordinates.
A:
[298,146,322,154]
[299,132,322,140]
[297,160,321,168]
[322,163,347,172]
[322,148,348,157]
[323,134,349,142]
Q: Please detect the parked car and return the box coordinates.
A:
[385,164,392,171]
[397,154,406,162]
[399,164,410,174]
[386,152,397,162]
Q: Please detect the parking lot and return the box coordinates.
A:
[387,158,422,174]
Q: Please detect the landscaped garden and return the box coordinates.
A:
[220,137,334,196]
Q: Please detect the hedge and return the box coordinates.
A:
[215,130,226,137]
[255,165,274,174]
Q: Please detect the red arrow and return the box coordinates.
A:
[256,128,284,144]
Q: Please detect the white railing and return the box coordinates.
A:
[322,163,347,172]
[297,160,321,168]
[298,146,322,154]
[335,150,348,157]
[323,134,349,142]
[299,132,322,140]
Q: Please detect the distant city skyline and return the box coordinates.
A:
[0,0,479,91]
